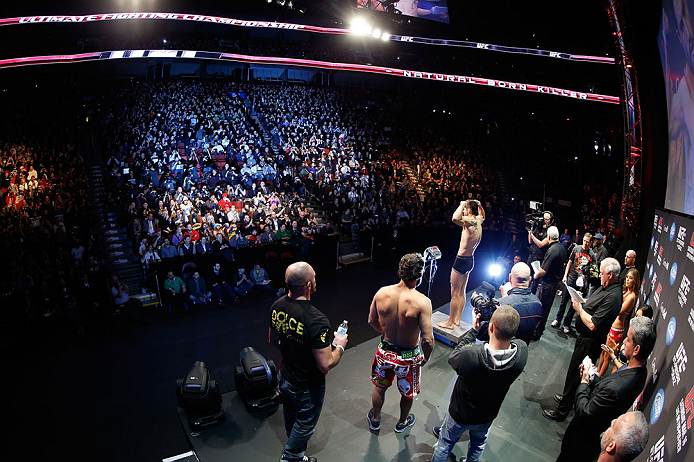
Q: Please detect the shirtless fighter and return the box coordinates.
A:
[367,253,434,432]
[438,199,485,330]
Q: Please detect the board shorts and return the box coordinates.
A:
[453,255,474,275]
[371,338,423,399]
[608,327,625,343]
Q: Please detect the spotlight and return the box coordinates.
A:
[372,28,382,38]
[381,32,391,41]
[488,264,502,278]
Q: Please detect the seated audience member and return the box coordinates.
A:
[232,266,254,297]
[160,239,177,259]
[195,235,213,255]
[162,270,188,314]
[186,270,212,306]
[109,275,147,325]
[207,262,239,306]
[249,262,285,297]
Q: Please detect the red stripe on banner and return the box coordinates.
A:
[0,50,620,104]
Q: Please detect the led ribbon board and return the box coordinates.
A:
[0,12,615,64]
[0,49,620,104]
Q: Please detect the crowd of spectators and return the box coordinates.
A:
[579,182,620,237]
[0,89,103,343]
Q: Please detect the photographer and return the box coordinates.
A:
[497,262,543,345]
[431,306,528,462]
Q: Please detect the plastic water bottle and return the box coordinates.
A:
[333,320,348,346]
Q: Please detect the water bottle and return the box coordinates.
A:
[333,320,348,346]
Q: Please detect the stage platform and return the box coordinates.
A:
[175,294,579,462]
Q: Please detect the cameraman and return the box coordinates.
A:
[527,212,553,293]
[497,262,543,345]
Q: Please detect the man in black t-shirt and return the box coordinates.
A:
[543,257,622,422]
[269,261,348,462]
[532,226,567,340]
[552,233,596,334]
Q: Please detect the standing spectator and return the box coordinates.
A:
[543,258,622,422]
[552,233,595,334]
[532,226,566,340]
[556,317,655,461]
[269,262,348,462]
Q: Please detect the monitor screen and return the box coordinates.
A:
[659,0,694,215]
[357,0,450,25]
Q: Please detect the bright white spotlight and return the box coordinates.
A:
[350,18,372,35]
[381,32,391,41]
[372,28,382,39]
[488,264,502,277]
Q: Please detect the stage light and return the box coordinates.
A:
[488,264,502,277]
[350,18,372,35]
[372,28,382,38]
[381,32,391,41]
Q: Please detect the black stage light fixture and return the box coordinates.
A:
[234,346,280,412]
[176,361,225,430]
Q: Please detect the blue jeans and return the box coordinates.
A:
[431,412,492,462]
[279,373,325,461]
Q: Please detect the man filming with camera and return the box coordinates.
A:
[430,306,528,462]
[527,211,553,292]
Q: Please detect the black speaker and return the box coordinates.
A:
[176,361,225,430]
[234,347,279,412]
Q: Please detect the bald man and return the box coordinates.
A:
[269,262,348,462]
[619,250,636,288]
[496,262,543,344]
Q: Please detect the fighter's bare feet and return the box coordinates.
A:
[437,321,455,329]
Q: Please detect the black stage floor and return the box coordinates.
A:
[13,229,577,462]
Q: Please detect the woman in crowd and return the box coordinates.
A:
[596,267,641,376]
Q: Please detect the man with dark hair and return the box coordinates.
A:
[552,232,595,334]
[431,306,528,462]
[532,226,567,340]
[269,262,347,462]
[497,262,542,345]
[596,411,649,462]
[438,199,485,330]
[556,316,655,462]
[544,257,623,421]
[367,253,434,433]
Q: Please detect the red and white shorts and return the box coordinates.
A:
[608,327,625,343]
[371,340,422,399]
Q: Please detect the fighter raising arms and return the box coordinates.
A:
[438,199,485,330]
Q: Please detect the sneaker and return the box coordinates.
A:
[563,326,571,334]
[394,414,415,432]
[550,320,560,328]
[367,410,381,431]
[432,425,441,439]
[280,456,317,462]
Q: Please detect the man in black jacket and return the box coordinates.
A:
[431,305,528,462]
[556,316,655,461]
[532,226,567,340]
[544,257,623,421]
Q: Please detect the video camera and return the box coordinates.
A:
[524,201,552,231]
[471,281,500,341]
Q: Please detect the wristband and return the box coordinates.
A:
[578,307,584,315]
[335,344,345,352]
